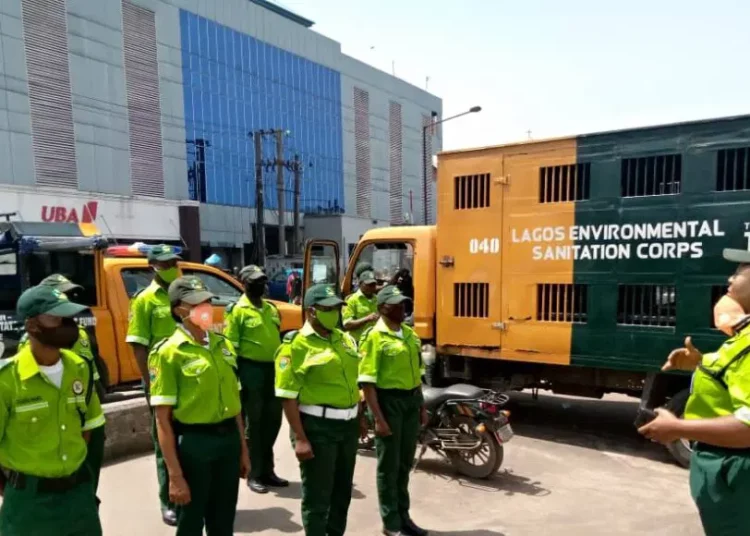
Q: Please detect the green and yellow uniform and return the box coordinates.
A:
[224,287,282,482]
[342,289,378,343]
[126,248,181,517]
[359,292,424,533]
[0,287,105,536]
[684,321,750,535]
[275,285,360,536]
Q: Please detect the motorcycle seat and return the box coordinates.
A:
[422,383,485,409]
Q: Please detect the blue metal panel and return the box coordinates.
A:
[181,11,342,211]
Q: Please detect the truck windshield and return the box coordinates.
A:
[354,242,414,286]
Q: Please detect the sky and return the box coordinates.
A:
[278,0,750,151]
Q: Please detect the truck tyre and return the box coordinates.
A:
[665,388,692,468]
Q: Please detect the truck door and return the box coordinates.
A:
[436,157,505,348]
[302,239,341,322]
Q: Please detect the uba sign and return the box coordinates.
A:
[41,201,98,224]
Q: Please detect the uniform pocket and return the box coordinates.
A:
[15,402,51,438]
[181,359,210,377]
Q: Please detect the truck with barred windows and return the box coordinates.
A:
[303,114,750,466]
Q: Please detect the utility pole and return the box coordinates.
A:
[254,132,265,267]
[276,130,285,256]
[292,153,301,255]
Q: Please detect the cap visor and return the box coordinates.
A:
[723,249,750,263]
[154,253,182,262]
[318,296,344,307]
[243,273,267,281]
[361,278,377,285]
[45,302,89,318]
[182,290,215,305]
[383,295,411,305]
[58,282,83,293]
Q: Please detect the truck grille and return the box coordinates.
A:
[454,174,491,210]
[617,284,676,327]
[536,284,588,323]
[454,283,490,318]
[539,163,590,203]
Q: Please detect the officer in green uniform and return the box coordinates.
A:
[224,265,288,494]
[17,274,106,495]
[0,286,105,536]
[275,284,363,536]
[359,285,428,536]
[126,244,181,526]
[343,269,379,343]
[150,276,250,536]
[639,248,750,536]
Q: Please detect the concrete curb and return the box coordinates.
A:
[103,398,153,462]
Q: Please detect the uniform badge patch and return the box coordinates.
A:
[222,348,232,357]
[79,338,89,348]
[72,380,84,395]
[278,356,290,370]
[149,366,158,383]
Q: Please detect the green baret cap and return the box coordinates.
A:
[724,249,750,264]
[239,265,267,283]
[359,270,377,285]
[38,274,82,294]
[354,262,374,278]
[377,285,411,306]
[304,284,344,308]
[147,244,182,262]
[17,286,89,321]
[168,276,215,305]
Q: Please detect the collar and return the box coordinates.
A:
[300,321,331,341]
[149,279,168,295]
[175,324,213,349]
[372,318,406,337]
[17,346,74,382]
[237,294,266,310]
[355,290,376,303]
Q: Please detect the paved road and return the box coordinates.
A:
[99,392,703,536]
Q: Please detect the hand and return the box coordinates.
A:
[375,418,392,437]
[294,438,315,461]
[239,449,251,479]
[367,313,380,323]
[359,415,370,439]
[420,406,429,427]
[168,474,191,506]
[663,336,702,372]
[638,408,684,444]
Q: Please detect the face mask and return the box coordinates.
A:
[245,282,266,298]
[714,294,746,336]
[157,267,180,283]
[383,305,406,325]
[33,317,80,349]
[185,303,214,331]
[315,309,340,331]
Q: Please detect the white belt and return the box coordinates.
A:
[299,404,358,421]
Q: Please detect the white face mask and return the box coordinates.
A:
[714,294,747,336]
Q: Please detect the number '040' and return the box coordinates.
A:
[469,238,500,254]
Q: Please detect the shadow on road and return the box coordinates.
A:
[507,391,676,465]
[270,480,366,501]
[430,531,505,536]
[234,506,302,533]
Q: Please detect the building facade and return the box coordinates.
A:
[0,0,441,266]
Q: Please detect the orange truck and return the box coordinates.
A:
[0,220,300,390]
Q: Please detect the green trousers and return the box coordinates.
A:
[176,426,241,536]
[86,425,106,493]
[238,359,282,479]
[150,410,174,512]
[298,414,359,536]
[690,446,750,535]
[0,471,101,536]
[374,389,422,531]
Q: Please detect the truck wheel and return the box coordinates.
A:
[665,389,692,468]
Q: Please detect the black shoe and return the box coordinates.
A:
[261,473,289,488]
[247,478,269,494]
[161,508,178,527]
[401,517,428,536]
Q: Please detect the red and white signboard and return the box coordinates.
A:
[1,186,188,240]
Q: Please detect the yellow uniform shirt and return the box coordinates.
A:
[223,295,281,362]
[342,290,378,343]
[149,327,242,424]
[275,323,360,409]
[0,347,105,478]
[126,280,176,349]
[358,319,424,390]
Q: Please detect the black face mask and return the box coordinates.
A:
[382,305,406,325]
[32,317,80,349]
[245,281,266,298]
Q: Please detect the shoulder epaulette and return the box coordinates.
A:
[267,300,279,312]
[282,330,299,343]
[225,302,236,314]
[0,357,15,372]
[132,287,146,299]
[150,337,170,354]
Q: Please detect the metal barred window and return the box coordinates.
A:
[536,284,588,323]
[454,174,491,210]
[454,283,490,318]
[123,1,165,197]
[354,87,371,217]
[389,102,403,223]
[539,164,590,203]
[621,155,681,197]
[617,284,676,327]
[716,147,750,192]
[21,0,78,188]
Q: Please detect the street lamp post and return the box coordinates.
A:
[422,105,482,225]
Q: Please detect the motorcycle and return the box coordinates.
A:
[359,384,513,479]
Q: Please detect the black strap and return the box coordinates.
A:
[77,359,95,428]
[698,345,750,390]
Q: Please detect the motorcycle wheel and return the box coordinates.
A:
[446,415,503,479]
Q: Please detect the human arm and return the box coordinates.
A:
[358,334,391,436]
[223,304,241,348]
[155,406,191,505]
[126,295,152,388]
[343,314,379,332]
[275,338,313,460]
[662,336,702,372]
[236,413,251,478]
[282,399,314,460]
[639,409,750,448]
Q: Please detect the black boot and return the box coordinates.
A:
[161,507,178,527]
[261,473,289,487]
[247,478,269,494]
[401,517,428,536]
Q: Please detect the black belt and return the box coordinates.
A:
[694,442,750,456]
[238,358,274,366]
[376,387,421,397]
[173,417,237,436]
[4,466,89,493]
